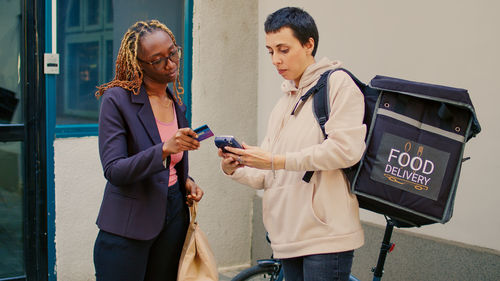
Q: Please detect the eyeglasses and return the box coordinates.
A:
[137,46,182,69]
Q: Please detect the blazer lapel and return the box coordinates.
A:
[168,88,188,129]
[134,86,162,144]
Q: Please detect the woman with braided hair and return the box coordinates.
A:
[93,20,204,281]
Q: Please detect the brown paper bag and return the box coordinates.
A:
[177,201,218,281]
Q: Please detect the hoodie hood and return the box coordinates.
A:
[281,57,343,94]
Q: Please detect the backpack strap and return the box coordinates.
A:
[312,71,333,138]
[302,68,364,183]
[291,74,328,116]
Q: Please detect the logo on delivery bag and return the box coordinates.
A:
[370,133,450,201]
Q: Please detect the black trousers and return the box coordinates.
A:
[94,182,189,281]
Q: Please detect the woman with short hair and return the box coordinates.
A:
[219,7,366,281]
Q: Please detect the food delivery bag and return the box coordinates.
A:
[351,75,481,227]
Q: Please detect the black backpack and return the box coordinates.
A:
[297,68,377,183]
[297,68,481,227]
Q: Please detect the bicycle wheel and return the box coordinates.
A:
[231,264,282,281]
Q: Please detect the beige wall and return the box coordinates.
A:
[258,0,500,252]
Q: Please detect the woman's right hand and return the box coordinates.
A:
[162,128,200,158]
[218,148,243,175]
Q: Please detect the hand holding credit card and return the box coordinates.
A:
[193,124,214,141]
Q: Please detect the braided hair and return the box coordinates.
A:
[95,20,184,104]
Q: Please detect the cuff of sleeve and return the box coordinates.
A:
[163,158,167,169]
[220,164,245,179]
[284,152,299,170]
[231,168,246,179]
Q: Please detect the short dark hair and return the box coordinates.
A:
[264,7,319,56]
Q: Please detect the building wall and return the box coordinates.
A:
[189,0,258,269]
[258,0,500,252]
[53,0,500,279]
[54,137,104,280]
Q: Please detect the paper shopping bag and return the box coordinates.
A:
[177,201,218,281]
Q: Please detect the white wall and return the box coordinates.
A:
[54,137,105,280]
[258,0,500,251]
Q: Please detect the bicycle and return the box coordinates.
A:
[231,217,401,281]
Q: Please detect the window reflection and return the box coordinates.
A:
[66,0,80,29]
[66,41,100,116]
[0,142,24,278]
[57,0,112,124]
[0,88,19,123]
[0,0,22,124]
[87,0,100,26]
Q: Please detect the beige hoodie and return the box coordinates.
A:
[230,57,366,258]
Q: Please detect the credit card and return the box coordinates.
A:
[193,124,214,141]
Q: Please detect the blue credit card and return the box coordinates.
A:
[193,124,214,141]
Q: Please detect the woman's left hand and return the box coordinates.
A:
[225,143,282,170]
[185,178,204,206]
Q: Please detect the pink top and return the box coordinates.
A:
[156,107,183,186]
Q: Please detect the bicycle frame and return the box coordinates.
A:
[371,218,396,281]
[256,259,283,281]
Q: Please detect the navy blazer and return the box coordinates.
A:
[96,86,190,240]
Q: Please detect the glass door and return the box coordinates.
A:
[0,0,46,280]
[0,0,25,277]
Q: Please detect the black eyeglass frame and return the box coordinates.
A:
[137,46,182,68]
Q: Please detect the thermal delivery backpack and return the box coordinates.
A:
[302,69,481,227]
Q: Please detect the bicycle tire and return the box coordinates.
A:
[231,264,281,281]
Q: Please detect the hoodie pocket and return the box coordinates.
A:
[262,182,330,245]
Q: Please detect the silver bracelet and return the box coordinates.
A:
[271,153,276,178]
